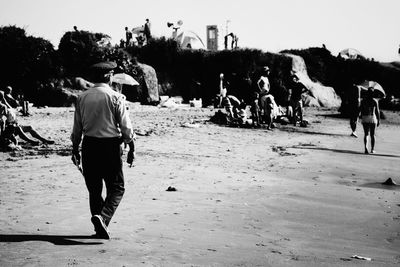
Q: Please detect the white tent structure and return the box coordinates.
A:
[175,31,205,50]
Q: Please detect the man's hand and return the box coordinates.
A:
[71,150,80,166]
[127,149,135,167]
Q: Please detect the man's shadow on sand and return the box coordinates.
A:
[0,234,104,245]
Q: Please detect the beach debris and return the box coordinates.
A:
[351,255,371,261]
[382,178,397,186]
[272,145,296,156]
[181,122,200,128]
[166,186,177,192]
[159,96,184,108]
[135,130,152,136]
[189,98,202,108]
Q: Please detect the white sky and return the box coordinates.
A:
[1,0,399,62]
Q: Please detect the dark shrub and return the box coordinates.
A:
[0,25,59,102]
[58,30,112,77]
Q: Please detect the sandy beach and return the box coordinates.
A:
[1,104,399,266]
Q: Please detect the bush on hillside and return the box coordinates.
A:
[1,27,399,108]
[58,30,112,77]
[0,25,59,101]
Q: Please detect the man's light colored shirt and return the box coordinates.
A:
[71,83,134,147]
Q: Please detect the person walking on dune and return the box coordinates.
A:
[71,61,135,239]
[359,87,380,154]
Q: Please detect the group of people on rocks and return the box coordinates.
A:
[216,66,309,130]
[121,18,152,48]
[216,66,382,154]
[0,86,54,151]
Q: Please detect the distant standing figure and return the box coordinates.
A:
[287,74,308,126]
[224,35,228,50]
[359,87,380,154]
[250,92,260,126]
[259,92,277,130]
[257,66,275,129]
[232,34,238,49]
[119,39,125,48]
[231,34,236,49]
[125,27,132,47]
[257,66,270,96]
[71,61,135,239]
[218,73,228,107]
[144,18,151,41]
[0,92,10,136]
[348,84,361,137]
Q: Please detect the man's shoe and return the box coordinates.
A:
[91,215,110,239]
[351,132,358,138]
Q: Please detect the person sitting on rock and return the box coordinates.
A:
[221,95,242,122]
[3,86,20,109]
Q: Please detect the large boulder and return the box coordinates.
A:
[124,62,160,105]
[285,54,341,108]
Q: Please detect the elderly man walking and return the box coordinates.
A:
[71,61,135,239]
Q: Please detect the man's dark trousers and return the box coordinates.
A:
[82,136,125,226]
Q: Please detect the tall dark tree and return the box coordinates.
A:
[0,25,58,100]
[58,30,112,77]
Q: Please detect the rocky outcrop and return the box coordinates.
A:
[284,54,341,108]
[124,63,160,105]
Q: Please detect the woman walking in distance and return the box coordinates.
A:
[359,87,380,154]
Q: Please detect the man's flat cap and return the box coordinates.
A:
[90,61,117,71]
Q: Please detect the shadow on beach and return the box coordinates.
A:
[0,234,103,245]
[361,182,400,191]
[317,113,347,119]
[292,145,400,158]
[279,126,349,137]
